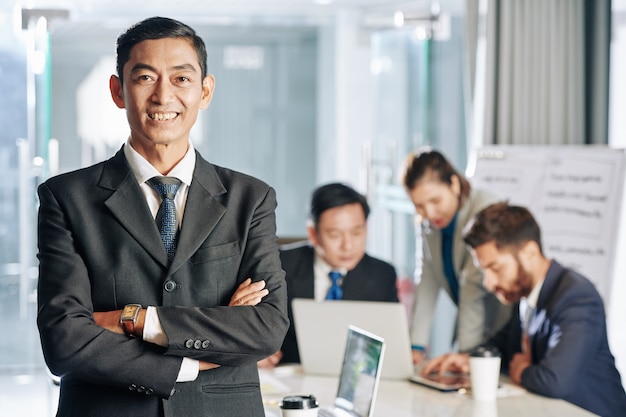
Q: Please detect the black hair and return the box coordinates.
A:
[115,16,208,84]
[401,147,471,205]
[309,183,370,228]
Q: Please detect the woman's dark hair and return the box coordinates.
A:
[309,183,370,228]
[463,202,543,254]
[401,148,471,205]
[116,16,208,84]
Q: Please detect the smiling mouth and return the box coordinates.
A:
[148,112,178,121]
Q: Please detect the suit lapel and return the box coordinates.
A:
[169,153,227,272]
[100,148,169,267]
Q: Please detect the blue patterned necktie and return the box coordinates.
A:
[326,271,343,300]
[147,176,182,263]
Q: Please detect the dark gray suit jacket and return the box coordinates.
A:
[37,147,289,417]
[279,243,398,364]
[489,261,626,417]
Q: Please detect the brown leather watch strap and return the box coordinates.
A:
[120,304,142,337]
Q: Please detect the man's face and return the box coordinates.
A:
[308,202,367,271]
[472,241,534,304]
[110,37,214,150]
[406,174,460,229]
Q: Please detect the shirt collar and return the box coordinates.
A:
[524,276,544,309]
[313,251,347,276]
[124,139,196,187]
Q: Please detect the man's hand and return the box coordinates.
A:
[229,278,269,307]
[509,335,532,384]
[257,351,283,369]
[93,310,125,335]
[421,353,470,376]
[199,361,221,371]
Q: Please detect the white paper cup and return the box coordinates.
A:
[469,346,501,402]
[280,395,319,417]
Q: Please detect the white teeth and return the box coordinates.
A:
[149,112,177,120]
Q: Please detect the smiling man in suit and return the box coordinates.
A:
[258,182,398,368]
[36,17,288,417]
[422,202,626,417]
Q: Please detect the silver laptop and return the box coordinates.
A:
[318,325,385,417]
[292,298,413,379]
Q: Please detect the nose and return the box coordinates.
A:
[482,271,497,293]
[152,78,174,103]
[421,205,436,221]
[340,234,353,251]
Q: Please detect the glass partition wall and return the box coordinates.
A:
[367,13,468,357]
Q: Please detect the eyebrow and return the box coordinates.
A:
[130,63,198,74]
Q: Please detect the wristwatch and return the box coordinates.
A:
[120,304,142,337]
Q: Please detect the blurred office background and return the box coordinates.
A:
[0,0,625,415]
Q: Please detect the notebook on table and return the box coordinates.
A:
[317,325,385,417]
[291,298,413,379]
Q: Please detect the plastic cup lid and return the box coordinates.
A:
[470,345,501,358]
[280,394,319,409]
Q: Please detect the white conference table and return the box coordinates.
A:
[260,366,598,417]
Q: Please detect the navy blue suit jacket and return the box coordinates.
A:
[489,261,626,417]
[279,242,398,363]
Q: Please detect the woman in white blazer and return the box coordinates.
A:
[401,148,511,364]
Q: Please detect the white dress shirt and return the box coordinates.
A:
[124,139,199,382]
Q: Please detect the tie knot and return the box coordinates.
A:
[148,176,182,200]
[329,271,342,283]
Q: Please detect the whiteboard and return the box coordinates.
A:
[466,145,626,304]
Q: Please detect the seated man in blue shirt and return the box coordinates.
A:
[423,202,626,417]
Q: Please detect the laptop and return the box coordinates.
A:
[317,325,385,417]
[292,298,413,379]
[292,298,471,392]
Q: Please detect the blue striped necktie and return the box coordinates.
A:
[326,271,343,300]
[147,176,182,264]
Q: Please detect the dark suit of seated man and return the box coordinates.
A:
[423,202,626,417]
[258,182,399,367]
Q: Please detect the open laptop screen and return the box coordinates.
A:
[334,326,385,417]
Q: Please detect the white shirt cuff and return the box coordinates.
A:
[177,358,200,382]
[142,306,168,347]
[143,306,200,382]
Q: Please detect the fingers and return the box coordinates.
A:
[421,355,444,375]
[421,353,470,376]
[258,351,283,369]
[229,279,268,306]
[199,361,221,371]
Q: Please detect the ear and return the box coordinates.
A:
[306,224,319,247]
[109,75,125,109]
[518,240,540,265]
[450,174,461,197]
[199,74,215,110]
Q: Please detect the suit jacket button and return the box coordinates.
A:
[201,340,210,349]
[193,340,202,349]
[185,339,194,348]
[137,386,145,393]
[145,388,154,395]
[164,280,176,292]
[129,384,137,391]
